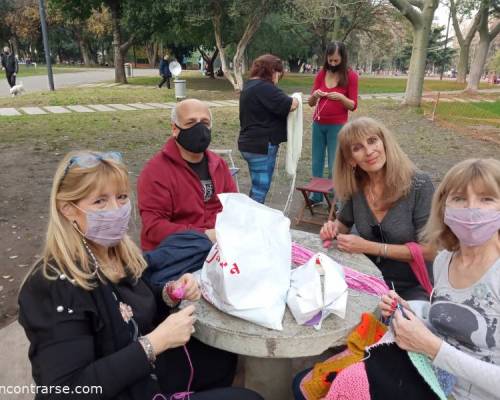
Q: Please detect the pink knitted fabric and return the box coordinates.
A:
[405,242,433,295]
[324,362,370,400]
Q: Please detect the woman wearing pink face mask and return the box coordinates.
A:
[18,151,263,400]
[378,158,500,400]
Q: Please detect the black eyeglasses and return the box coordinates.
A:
[371,223,386,243]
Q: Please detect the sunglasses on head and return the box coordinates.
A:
[60,151,123,182]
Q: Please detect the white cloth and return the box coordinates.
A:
[285,92,303,176]
[287,252,348,330]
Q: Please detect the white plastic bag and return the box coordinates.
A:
[287,252,348,330]
[200,193,291,330]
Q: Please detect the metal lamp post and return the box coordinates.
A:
[38,0,54,91]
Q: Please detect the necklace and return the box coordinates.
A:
[81,236,101,277]
[367,183,383,210]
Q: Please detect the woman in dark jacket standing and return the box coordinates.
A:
[238,54,299,204]
[18,150,263,400]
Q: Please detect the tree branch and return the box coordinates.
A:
[449,0,465,44]
[389,0,422,28]
[489,21,500,41]
[120,33,135,53]
[464,6,482,44]
[408,0,424,9]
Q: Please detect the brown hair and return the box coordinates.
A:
[323,41,349,87]
[333,117,415,205]
[22,151,147,291]
[249,54,284,83]
[421,158,500,251]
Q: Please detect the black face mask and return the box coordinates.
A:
[175,122,211,153]
[327,64,340,73]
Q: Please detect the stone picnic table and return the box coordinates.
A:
[189,228,382,400]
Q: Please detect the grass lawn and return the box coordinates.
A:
[14,64,89,77]
[128,72,495,94]
[422,99,500,128]
[0,86,176,107]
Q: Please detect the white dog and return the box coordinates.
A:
[10,82,25,96]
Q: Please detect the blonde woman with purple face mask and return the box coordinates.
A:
[379,158,500,400]
[17,151,263,400]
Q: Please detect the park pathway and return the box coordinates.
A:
[0,68,157,98]
[0,91,497,117]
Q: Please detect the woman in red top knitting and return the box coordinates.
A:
[308,42,358,203]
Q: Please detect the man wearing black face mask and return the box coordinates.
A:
[138,99,238,252]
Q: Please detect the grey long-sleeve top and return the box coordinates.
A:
[430,250,500,400]
[337,171,435,300]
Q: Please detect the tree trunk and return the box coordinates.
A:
[450,0,481,84]
[109,0,127,83]
[212,3,238,89]
[78,38,92,66]
[456,45,470,84]
[199,47,219,78]
[288,57,301,72]
[146,42,158,68]
[404,23,432,106]
[9,36,19,58]
[212,0,270,91]
[389,0,438,106]
[465,1,500,91]
[466,35,489,91]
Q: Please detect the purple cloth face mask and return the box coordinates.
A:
[444,207,500,247]
[75,201,131,247]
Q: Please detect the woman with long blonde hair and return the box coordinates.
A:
[376,158,500,400]
[18,151,262,400]
[320,117,435,300]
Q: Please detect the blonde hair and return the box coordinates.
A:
[422,158,500,251]
[333,117,415,204]
[24,151,147,290]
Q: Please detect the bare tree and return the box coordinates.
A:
[211,0,272,90]
[466,0,500,91]
[389,0,439,106]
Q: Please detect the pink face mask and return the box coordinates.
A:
[74,201,131,247]
[444,207,500,247]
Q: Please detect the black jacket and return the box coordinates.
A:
[238,79,293,154]
[1,52,18,73]
[159,59,171,77]
[18,265,171,399]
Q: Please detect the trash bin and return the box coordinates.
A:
[174,79,187,100]
[124,63,132,77]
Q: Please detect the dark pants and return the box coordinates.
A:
[6,71,16,88]
[191,388,264,400]
[159,74,171,88]
[160,337,238,395]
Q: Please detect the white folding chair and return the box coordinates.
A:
[211,148,240,191]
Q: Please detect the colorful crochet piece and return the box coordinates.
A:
[324,362,370,400]
[407,351,447,400]
[300,313,387,399]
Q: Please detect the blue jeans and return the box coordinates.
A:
[311,122,343,202]
[241,143,279,204]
